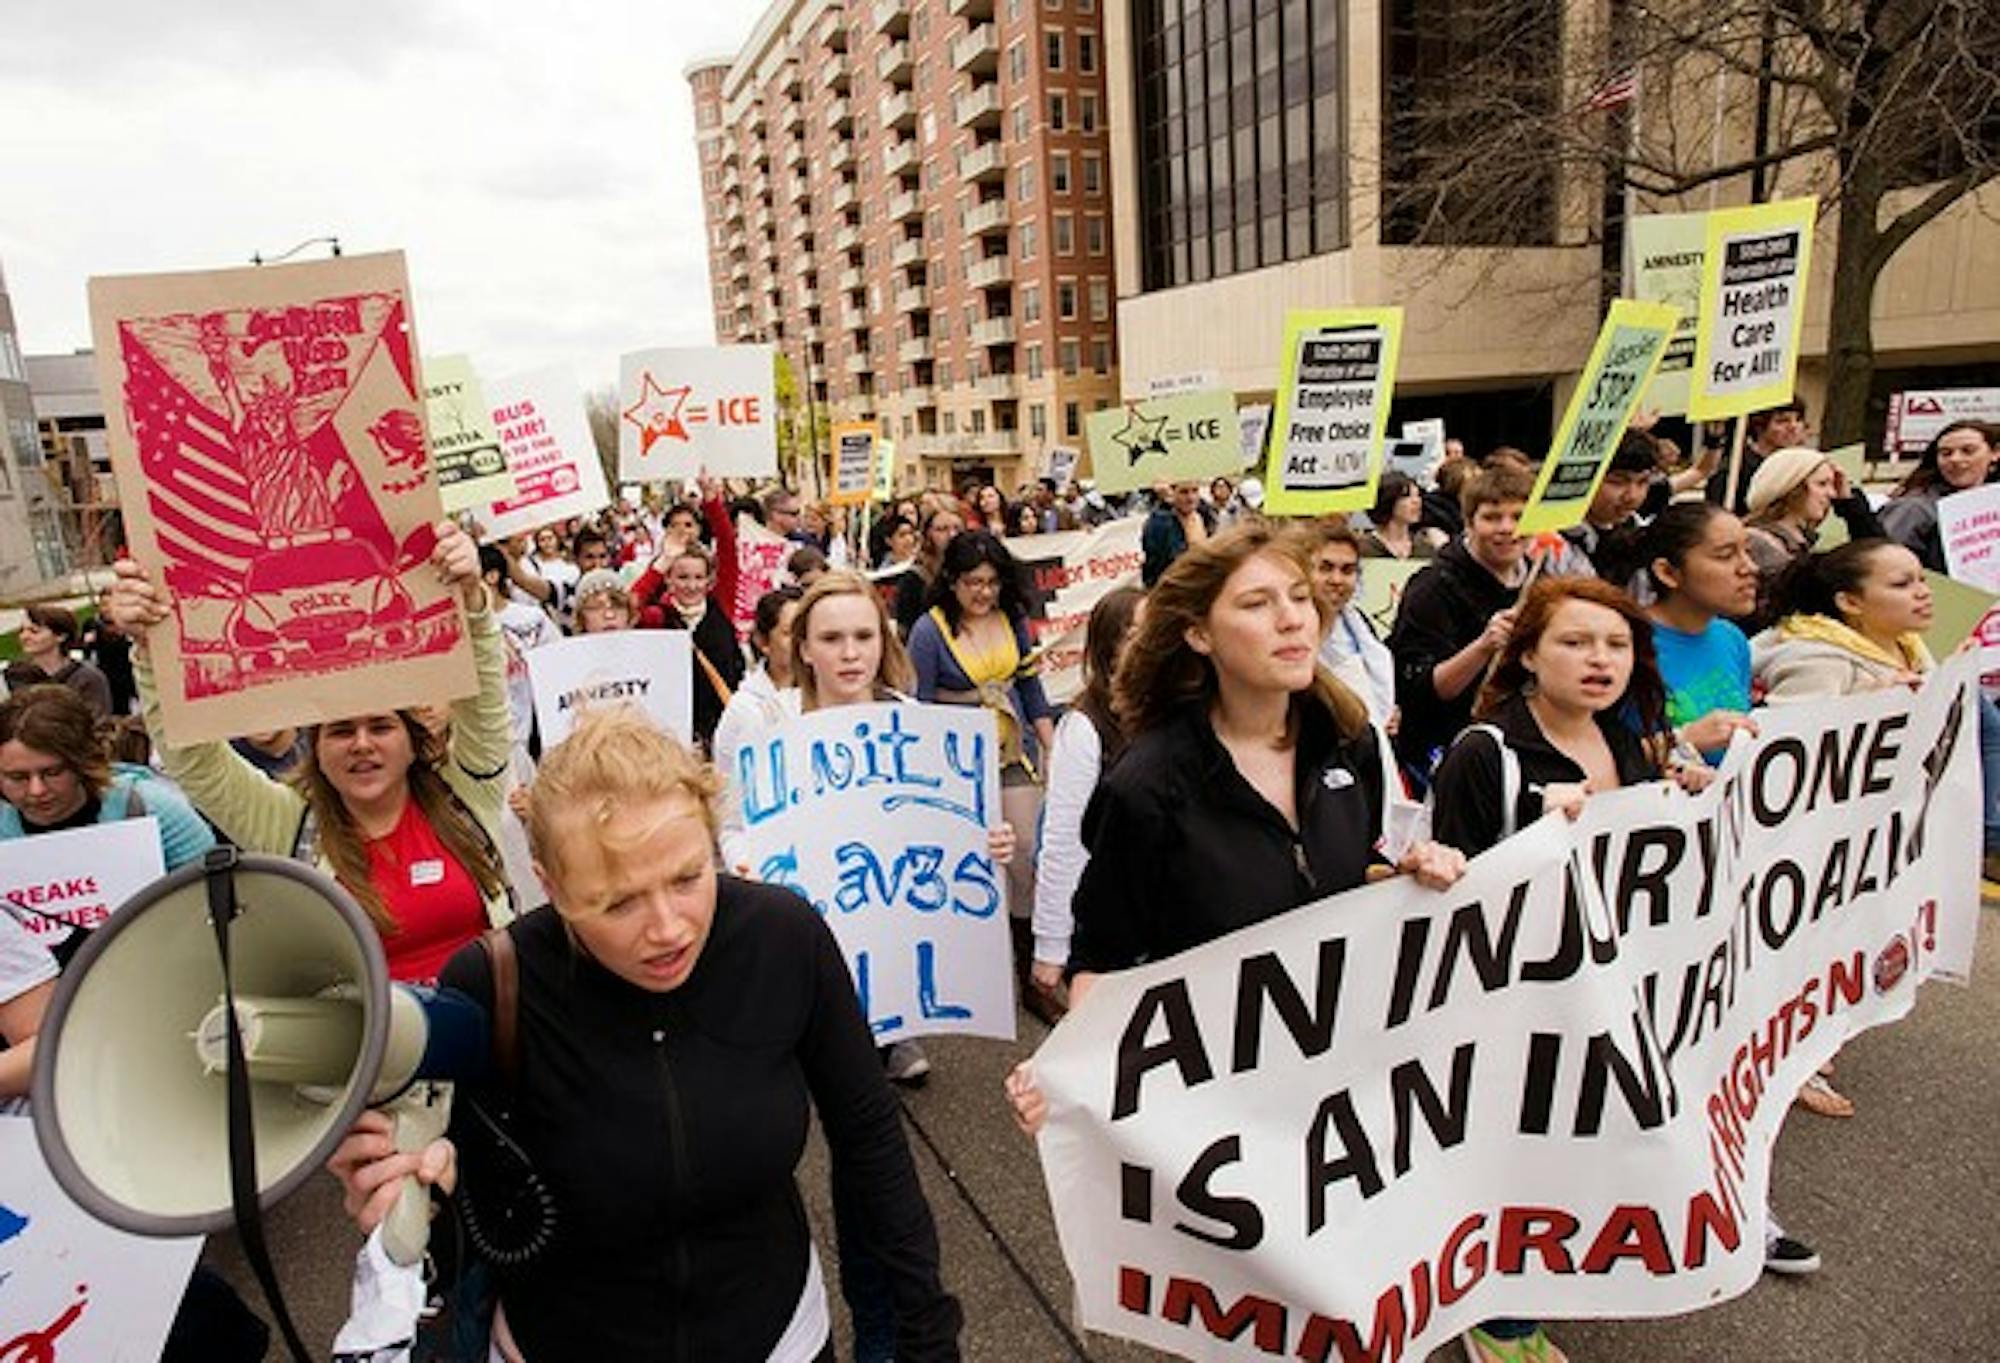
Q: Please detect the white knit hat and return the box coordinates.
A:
[1745,446,1828,517]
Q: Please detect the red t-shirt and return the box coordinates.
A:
[362,799,488,984]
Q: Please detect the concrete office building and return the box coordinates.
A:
[27,350,117,568]
[0,263,69,591]
[687,0,1121,494]
[1101,0,2000,456]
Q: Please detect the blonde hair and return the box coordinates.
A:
[790,570,914,709]
[525,706,721,906]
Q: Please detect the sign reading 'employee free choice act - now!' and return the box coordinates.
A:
[1263,308,1403,516]
[1687,197,1816,421]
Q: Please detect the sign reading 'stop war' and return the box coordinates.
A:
[1688,197,1816,420]
[1085,392,1240,495]
[1264,308,1403,516]
[1519,300,1679,535]
[617,344,777,482]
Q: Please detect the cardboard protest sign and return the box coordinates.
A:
[90,252,476,745]
[1264,308,1404,516]
[618,344,776,482]
[526,630,693,748]
[1886,388,2000,457]
[1353,557,1429,640]
[830,422,877,506]
[0,1116,203,1362]
[1519,300,1679,536]
[1046,446,1080,488]
[1237,405,1273,471]
[1937,482,2000,673]
[482,365,611,540]
[734,703,1014,1043]
[1688,197,1817,420]
[1628,210,1707,416]
[0,819,165,958]
[1390,419,1447,486]
[1085,391,1241,495]
[1032,658,1981,1361]
[1922,571,1999,661]
[877,436,898,502]
[1006,517,1146,703]
[422,353,515,512]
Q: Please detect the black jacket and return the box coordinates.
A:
[1385,538,1522,771]
[1068,699,1388,974]
[682,598,747,748]
[1429,692,1662,858]
[439,884,962,1362]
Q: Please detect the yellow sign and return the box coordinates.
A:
[829,421,877,506]
[1262,308,1404,516]
[1519,300,1680,536]
[1687,196,1816,421]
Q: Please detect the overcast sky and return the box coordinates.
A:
[0,0,768,393]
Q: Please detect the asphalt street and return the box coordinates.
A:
[209,900,2000,1362]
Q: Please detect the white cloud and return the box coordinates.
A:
[0,0,766,393]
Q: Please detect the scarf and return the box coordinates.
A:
[1775,613,1934,674]
[928,607,1035,777]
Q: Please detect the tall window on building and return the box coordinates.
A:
[1134,0,1348,289]
[1382,0,1559,245]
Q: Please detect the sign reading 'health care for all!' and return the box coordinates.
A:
[1688,197,1816,421]
[1519,300,1680,536]
[1264,308,1403,516]
[735,703,1015,1045]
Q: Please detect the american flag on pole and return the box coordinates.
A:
[120,326,264,591]
[1586,68,1639,111]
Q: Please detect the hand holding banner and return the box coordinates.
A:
[734,703,1014,1044]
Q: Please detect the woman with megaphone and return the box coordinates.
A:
[329,706,964,1362]
[106,520,515,983]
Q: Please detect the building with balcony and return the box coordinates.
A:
[686,0,1120,494]
[0,263,70,589]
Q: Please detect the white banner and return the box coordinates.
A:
[481,365,612,541]
[1887,388,2000,456]
[617,345,777,482]
[734,703,1015,1045]
[526,630,693,748]
[1004,517,1145,705]
[0,1115,202,1361]
[1938,483,2000,674]
[0,819,165,955]
[1033,660,1980,1361]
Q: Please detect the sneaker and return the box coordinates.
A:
[1763,1230,1821,1276]
[883,1040,931,1085]
[1463,1326,1567,1363]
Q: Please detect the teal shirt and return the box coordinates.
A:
[1653,617,1751,760]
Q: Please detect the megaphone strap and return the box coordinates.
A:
[203,848,316,1363]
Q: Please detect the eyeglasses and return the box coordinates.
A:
[0,763,76,791]
[957,573,1002,593]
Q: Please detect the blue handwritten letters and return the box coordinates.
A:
[738,703,1016,1043]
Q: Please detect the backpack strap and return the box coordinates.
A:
[1445,723,1520,842]
[477,927,521,1091]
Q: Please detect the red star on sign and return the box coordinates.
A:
[622,372,693,455]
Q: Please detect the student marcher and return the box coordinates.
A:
[328,708,964,1362]
[108,521,515,983]
[4,606,114,719]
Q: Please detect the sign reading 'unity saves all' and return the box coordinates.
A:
[1032,657,1980,1362]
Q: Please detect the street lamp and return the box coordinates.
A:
[250,236,343,266]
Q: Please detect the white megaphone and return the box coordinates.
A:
[30,848,488,1268]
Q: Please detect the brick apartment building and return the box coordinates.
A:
[687,0,1121,495]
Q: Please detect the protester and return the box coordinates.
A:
[0,901,54,1097]
[788,544,831,588]
[1028,586,1143,1027]
[1880,420,2000,571]
[763,486,816,545]
[82,587,138,715]
[228,727,311,779]
[1559,431,1659,583]
[0,682,216,892]
[968,483,1007,531]
[1307,520,1396,729]
[1708,399,1811,513]
[508,525,608,631]
[5,606,113,718]
[639,543,745,750]
[1005,524,1463,1132]
[896,505,965,635]
[572,568,637,634]
[1360,471,1446,560]
[1742,447,1885,628]
[1639,502,1762,762]
[1752,540,1935,702]
[1425,577,1723,1361]
[327,707,964,1362]
[1388,466,1533,781]
[868,512,918,573]
[111,522,513,983]
[1421,456,1471,539]
[481,545,558,757]
[909,533,1052,999]
[712,584,803,848]
[1140,479,1218,585]
[1006,500,1042,538]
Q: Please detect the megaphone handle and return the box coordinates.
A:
[381,1082,453,1267]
